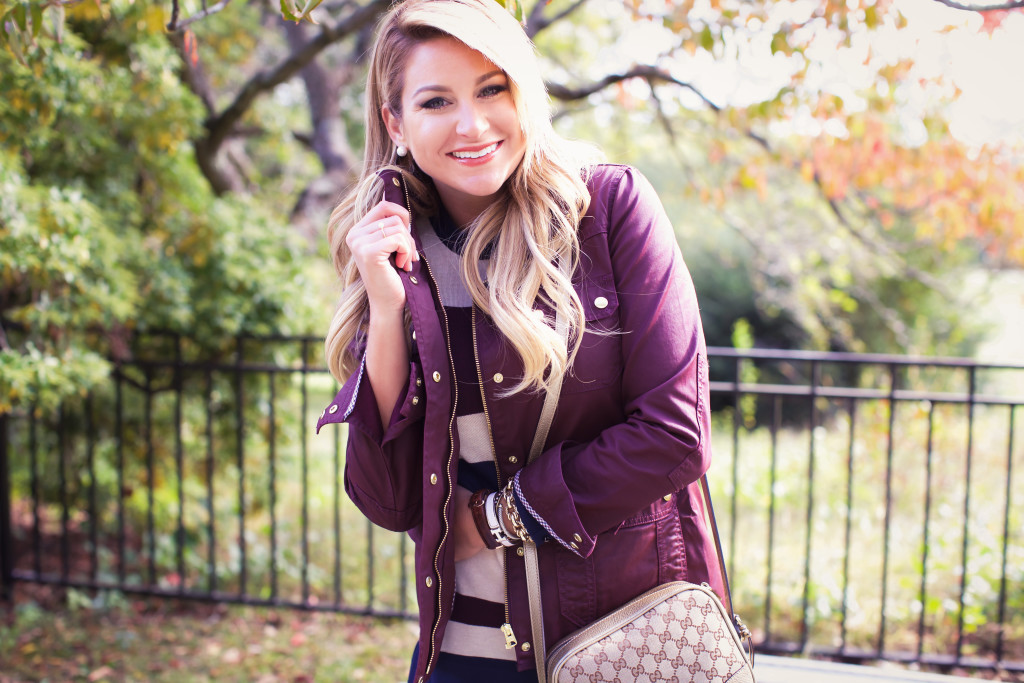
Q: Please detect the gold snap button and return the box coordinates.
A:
[570,541,579,550]
[663,494,672,502]
[328,404,339,414]
[508,456,518,464]
[410,276,418,284]
[594,296,609,309]
[392,177,400,186]
[412,330,416,340]
[425,576,433,588]
[516,547,524,556]
[573,533,582,543]
[522,642,531,652]
[493,373,503,383]
[430,473,438,485]
[412,396,420,406]
[432,371,441,382]
[416,377,422,387]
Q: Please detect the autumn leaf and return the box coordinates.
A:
[978,9,1009,35]
[183,29,198,67]
[87,666,115,682]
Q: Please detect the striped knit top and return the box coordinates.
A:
[418,218,513,661]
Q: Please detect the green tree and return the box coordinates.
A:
[0,3,318,413]
[3,0,1023,418]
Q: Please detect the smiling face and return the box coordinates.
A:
[382,36,527,227]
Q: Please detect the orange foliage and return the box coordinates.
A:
[809,113,1024,264]
[979,9,1011,35]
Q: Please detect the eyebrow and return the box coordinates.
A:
[412,70,506,98]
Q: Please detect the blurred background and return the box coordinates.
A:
[1,0,1022,680]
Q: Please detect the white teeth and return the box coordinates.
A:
[452,143,498,159]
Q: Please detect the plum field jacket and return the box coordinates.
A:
[317,164,723,683]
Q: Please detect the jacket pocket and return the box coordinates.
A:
[556,547,596,628]
[563,274,622,394]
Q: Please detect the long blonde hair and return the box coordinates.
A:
[325,0,599,396]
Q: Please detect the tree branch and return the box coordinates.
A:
[166,31,217,115]
[546,65,721,112]
[166,0,235,32]
[202,0,389,166]
[526,0,590,38]
[930,0,1024,10]
[647,83,677,147]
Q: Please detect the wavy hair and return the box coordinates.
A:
[325,0,600,396]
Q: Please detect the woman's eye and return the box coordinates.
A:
[480,84,508,98]
[420,97,448,110]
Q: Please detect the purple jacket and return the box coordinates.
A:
[318,164,723,682]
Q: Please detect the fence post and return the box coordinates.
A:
[0,413,13,602]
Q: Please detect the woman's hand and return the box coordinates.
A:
[453,487,487,563]
[345,198,418,313]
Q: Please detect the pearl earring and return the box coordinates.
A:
[396,145,407,157]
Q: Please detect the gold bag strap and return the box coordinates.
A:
[523,256,571,683]
[521,257,745,681]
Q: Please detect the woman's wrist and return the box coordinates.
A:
[469,490,502,549]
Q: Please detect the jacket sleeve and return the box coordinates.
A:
[317,349,426,532]
[515,166,711,558]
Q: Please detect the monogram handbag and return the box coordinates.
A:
[522,478,755,683]
[521,264,755,683]
[545,580,754,683]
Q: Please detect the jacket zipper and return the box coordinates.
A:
[471,306,517,650]
[401,178,459,678]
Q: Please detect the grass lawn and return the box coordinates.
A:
[0,585,418,683]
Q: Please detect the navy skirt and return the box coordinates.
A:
[407,643,539,683]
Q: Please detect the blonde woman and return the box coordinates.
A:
[318,1,722,680]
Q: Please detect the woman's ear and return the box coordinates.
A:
[381,104,404,149]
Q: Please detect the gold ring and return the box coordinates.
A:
[377,220,387,239]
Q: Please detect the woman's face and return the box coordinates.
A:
[383,36,527,227]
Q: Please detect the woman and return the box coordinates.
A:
[318,1,723,681]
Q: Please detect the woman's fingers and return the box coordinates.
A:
[365,213,416,272]
[348,202,418,269]
[344,201,420,311]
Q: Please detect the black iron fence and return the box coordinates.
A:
[0,336,1021,673]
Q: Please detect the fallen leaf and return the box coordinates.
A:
[88,666,115,682]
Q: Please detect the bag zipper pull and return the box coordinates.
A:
[501,622,518,649]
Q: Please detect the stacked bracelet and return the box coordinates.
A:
[468,486,532,550]
[470,489,515,549]
[469,489,501,550]
[485,492,516,547]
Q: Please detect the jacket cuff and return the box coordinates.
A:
[317,353,426,443]
[514,456,593,558]
[510,471,550,545]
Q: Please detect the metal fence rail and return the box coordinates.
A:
[0,337,1021,673]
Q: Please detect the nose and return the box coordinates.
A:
[455,101,487,137]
